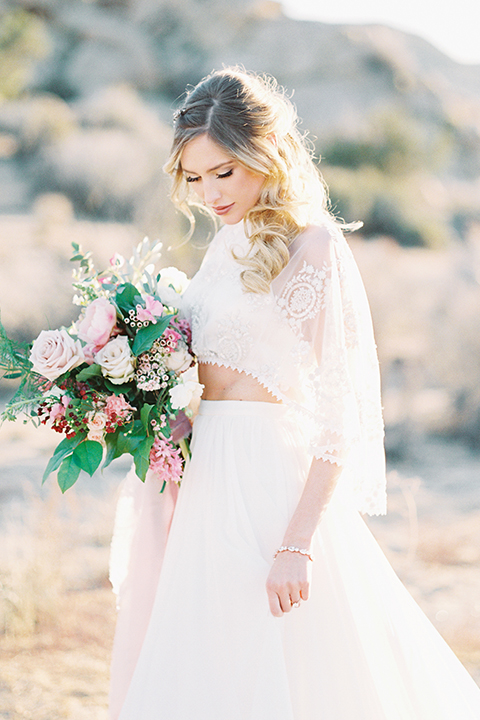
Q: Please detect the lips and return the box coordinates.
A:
[212,203,234,216]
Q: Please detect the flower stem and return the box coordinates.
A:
[178,437,190,462]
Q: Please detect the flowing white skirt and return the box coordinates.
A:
[111,400,480,720]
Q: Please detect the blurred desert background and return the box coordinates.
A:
[1,0,480,717]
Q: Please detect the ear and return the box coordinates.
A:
[267,133,278,148]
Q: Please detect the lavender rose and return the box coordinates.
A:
[30,329,85,381]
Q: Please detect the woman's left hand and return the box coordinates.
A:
[266,552,312,617]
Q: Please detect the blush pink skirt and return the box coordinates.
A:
[110,400,480,720]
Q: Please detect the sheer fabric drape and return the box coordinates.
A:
[182,221,386,515]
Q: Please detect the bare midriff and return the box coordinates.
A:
[198,362,281,403]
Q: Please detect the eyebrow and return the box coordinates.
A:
[181,160,234,175]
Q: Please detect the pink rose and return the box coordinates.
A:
[77,298,117,350]
[30,329,85,381]
[82,344,96,365]
[87,412,107,431]
[87,429,105,444]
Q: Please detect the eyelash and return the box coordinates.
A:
[185,169,233,183]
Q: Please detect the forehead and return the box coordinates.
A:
[180,134,234,172]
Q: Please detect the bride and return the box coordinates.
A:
[109,67,480,719]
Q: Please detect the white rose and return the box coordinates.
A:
[158,267,189,293]
[156,267,189,309]
[30,329,84,381]
[165,344,193,374]
[169,378,204,410]
[95,336,135,384]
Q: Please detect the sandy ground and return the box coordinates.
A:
[0,419,480,718]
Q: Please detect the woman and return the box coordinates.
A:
[110,68,480,719]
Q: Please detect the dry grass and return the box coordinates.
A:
[0,418,122,719]
[0,588,116,720]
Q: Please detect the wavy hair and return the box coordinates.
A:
[164,67,336,293]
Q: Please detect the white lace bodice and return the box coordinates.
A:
[182,221,386,515]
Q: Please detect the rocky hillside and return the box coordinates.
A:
[0,0,480,245]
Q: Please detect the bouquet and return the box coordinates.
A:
[0,238,203,492]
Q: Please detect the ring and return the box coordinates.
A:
[291,600,301,609]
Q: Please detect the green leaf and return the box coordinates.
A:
[72,440,103,476]
[132,315,172,356]
[130,419,148,437]
[104,379,134,395]
[57,455,82,493]
[116,430,144,457]
[42,434,86,484]
[133,436,155,482]
[103,429,121,469]
[76,364,103,381]
[140,403,154,433]
[115,283,142,313]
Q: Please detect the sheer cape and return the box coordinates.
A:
[182,220,386,515]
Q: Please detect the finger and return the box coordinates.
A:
[300,583,310,602]
[267,590,284,618]
[279,591,293,614]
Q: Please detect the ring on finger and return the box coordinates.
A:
[290,599,301,609]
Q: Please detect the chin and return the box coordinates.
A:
[221,216,244,225]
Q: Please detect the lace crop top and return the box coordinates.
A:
[181,221,386,515]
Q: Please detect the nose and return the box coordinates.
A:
[203,179,221,206]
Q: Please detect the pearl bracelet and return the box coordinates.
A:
[273,545,315,562]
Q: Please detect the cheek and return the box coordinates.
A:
[250,177,264,203]
[188,182,203,199]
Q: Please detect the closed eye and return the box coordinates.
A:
[185,176,200,183]
[217,169,233,179]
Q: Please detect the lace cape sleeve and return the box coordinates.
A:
[272,224,386,515]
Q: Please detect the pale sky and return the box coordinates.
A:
[281,0,480,65]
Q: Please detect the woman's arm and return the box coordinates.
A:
[265,457,342,617]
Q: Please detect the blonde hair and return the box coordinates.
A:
[164,67,334,293]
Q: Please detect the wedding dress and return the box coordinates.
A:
[109,221,480,719]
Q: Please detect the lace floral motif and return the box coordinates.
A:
[190,301,209,358]
[216,313,253,364]
[277,261,329,331]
